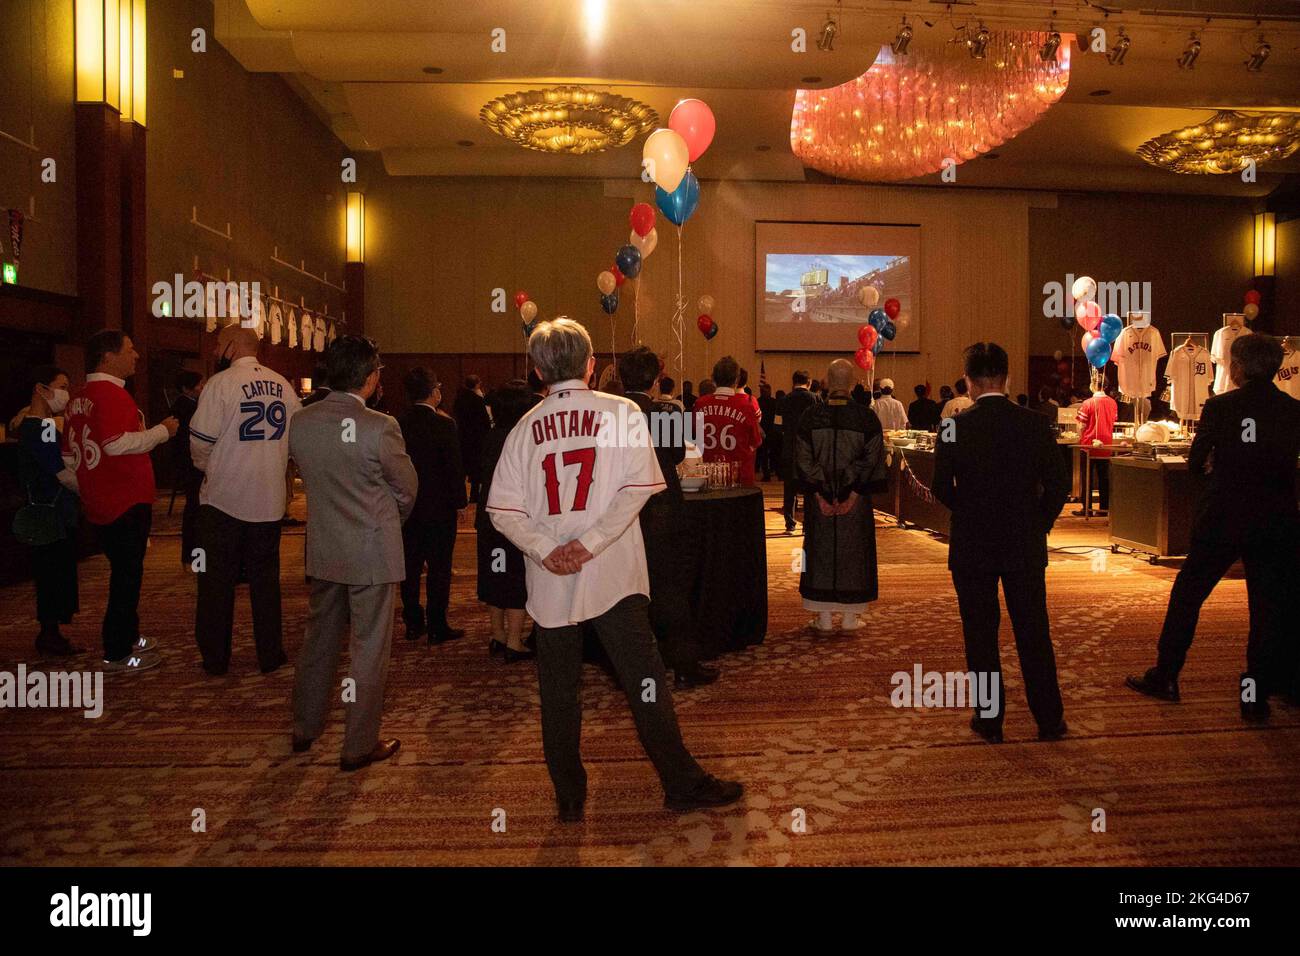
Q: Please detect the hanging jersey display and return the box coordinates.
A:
[1210,325,1251,394]
[1276,347,1300,400]
[1111,324,1166,398]
[287,308,298,348]
[1165,344,1213,420]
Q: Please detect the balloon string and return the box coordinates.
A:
[673,223,685,380]
[633,279,640,345]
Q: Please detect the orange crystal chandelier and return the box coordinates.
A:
[791,32,1071,182]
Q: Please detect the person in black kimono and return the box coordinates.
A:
[795,359,889,633]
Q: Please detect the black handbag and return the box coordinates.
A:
[12,486,67,547]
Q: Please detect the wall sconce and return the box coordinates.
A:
[1254,212,1276,277]
[346,192,365,264]
[76,0,146,125]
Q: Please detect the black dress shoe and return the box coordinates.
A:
[292,735,314,753]
[674,663,720,689]
[260,650,289,675]
[340,738,400,772]
[427,627,464,646]
[556,799,585,823]
[502,646,536,663]
[969,714,1004,744]
[202,662,229,677]
[488,638,506,657]
[1038,719,1068,742]
[35,633,82,658]
[404,621,426,642]
[664,775,744,812]
[1125,668,1180,702]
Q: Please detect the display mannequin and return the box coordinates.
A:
[1275,336,1300,399]
[1111,312,1165,427]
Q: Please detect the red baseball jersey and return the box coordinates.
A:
[64,378,157,524]
[1076,394,1118,459]
[694,388,763,485]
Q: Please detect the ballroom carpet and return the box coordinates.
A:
[2,485,1297,866]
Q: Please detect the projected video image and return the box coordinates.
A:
[763,253,913,327]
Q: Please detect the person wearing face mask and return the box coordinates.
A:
[15,366,82,657]
[288,335,417,771]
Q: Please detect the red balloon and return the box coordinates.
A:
[857,324,878,350]
[514,291,530,310]
[668,99,716,164]
[1075,299,1101,332]
[883,297,901,320]
[697,313,714,335]
[1244,289,1261,305]
[854,347,874,371]
[612,265,626,287]
[630,203,656,238]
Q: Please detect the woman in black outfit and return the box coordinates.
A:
[477,380,540,662]
[15,365,82,657]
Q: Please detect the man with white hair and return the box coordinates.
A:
[873,378,908,431]
[487,317,742,823]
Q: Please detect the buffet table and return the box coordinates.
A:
[680,486,767,654]
[881,446,950,536]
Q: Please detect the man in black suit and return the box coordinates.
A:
[618,348,720,689]
[756,383,777,481]
[399,367,467,644]
[933,342,1070,744]
[908,383,942,431]
[780,370,819,534]
[170,370,204,568]
[453,375,492,503]
[1127,334,1300,719]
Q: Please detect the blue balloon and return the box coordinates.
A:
[600,291,619,315]
[654,171,700,227]
[614,245,642,279]
[1085,336,1111,368]
[868,308,888,329]
[871,336,885,356]
[880,319,897,341]
[1098,313,1123,344]
[705,321,719,340]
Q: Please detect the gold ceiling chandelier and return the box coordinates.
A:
[1137,110,1300,175]
[479,86,658,155]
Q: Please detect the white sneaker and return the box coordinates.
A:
[133,636,156,652]
[102,651,161,674]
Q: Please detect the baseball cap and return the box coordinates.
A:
[880,378,894,390]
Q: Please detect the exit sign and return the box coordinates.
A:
[1,263,16,285]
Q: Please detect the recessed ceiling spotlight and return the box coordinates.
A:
[756,144,771,152]
[1039,26,1062,62]
[1088,89,1111,97]
[422,66,443,75]
[802,76,822,84]
[817,8,839,52]
[1246,36,1270,72]
[1107,30,1130,66]
[1177,32,1201,70]
[891,17,913,56]
[970,24,991,59]
[982,152,1001,160]
[457,139,474,147]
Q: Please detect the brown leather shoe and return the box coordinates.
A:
[340,738,401,772]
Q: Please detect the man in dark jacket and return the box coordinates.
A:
[618,347,719,688]
[453,375,491,503]
[779,370,819,534]
[933,342,1070,744]
[907,383,942,431]
[1127,333,1300,718]
[756,384,778,481]
[399,367,467,644]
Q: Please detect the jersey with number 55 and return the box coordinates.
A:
[189,356,301,522]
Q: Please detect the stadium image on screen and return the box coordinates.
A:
[763,253,912,327]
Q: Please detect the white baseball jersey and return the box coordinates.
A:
[327,321,337,345]
[1165,343,1212,420]
[300,312,313,351]
[1210,325,1250,394]
[268,302,283,345]
[287,308,298,348]
[189,356,302,523]
[486,379,665,628]
[1111,325,1166,398]
[940,395,973,419]
[313,316,326,352]
[1276,347,1300,399]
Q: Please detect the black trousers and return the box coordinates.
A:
[755,444,771,481]
[1156,527,1299,695]
[782,476,799,526]
[95,503,152,662]
[951,564,1064,731]
[195,505,284,672]
[1089,458,1110,511]
[32,534,79,627]
[180,469,203,568]
[645,531,704,671]
[535,594,708,804]
[400,513,457,633]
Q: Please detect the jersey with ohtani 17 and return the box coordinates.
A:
[486,378,665,629]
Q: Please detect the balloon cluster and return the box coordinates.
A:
[853,298,900,369]
[597,235,646,315]
[642,100,714,228]
[1242,288,1261,322]
[1071,276,1121,368]
[696,294,718,339]
[515,291,539,339]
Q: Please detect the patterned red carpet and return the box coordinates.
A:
[2,486,1297,866]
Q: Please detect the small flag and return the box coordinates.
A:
[759,360,768,388]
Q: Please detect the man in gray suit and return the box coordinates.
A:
[289,335,418,771]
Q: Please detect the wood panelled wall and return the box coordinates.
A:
[364,178,1036,398]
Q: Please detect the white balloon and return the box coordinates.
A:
[520,301,538,322]
[1071,275,1097,303]
[1053,350,1064,362]
[630,228,658,259]
[698,294,715,314]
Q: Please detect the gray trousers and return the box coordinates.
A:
[535,594,708,804]
[292,579,395,763]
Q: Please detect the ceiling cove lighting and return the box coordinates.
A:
[1254,212,1276,277]
[1176,32,1201,70]
[479,86,658,155]
[1137,110,1300,175]
[791,33,1070,183]
[346,192,365,264]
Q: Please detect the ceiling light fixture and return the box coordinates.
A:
[1176,32,1201,70]
[479,86,658,155]
[1137,110,1300,175]
[1246,36,1270,72]
[891,17,913,56]
[817,8,839,52]
[1106,30,1129,66]
[970,24,991,59]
